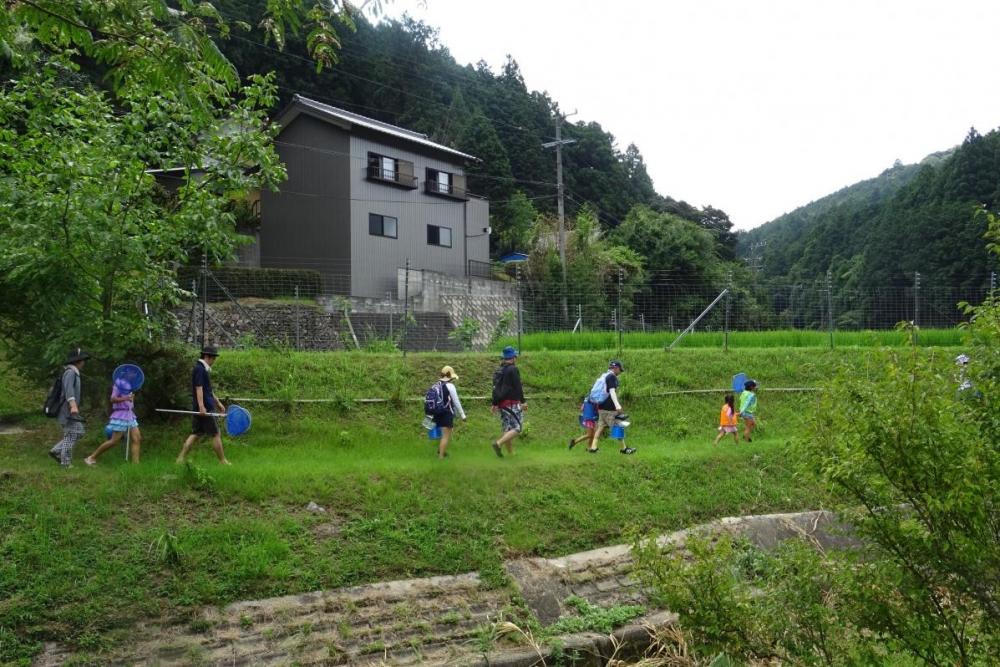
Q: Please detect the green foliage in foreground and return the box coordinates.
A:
[495,327,963,351]
[631,222,1000,665]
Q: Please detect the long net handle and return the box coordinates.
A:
[155,408,226,417]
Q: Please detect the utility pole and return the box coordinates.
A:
[542,110,577,325]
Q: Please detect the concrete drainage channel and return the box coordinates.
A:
[36,510,854,666]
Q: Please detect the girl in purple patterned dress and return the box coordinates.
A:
[85,378,142,465]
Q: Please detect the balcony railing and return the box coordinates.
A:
[424,179,468,200]
[365,165,417,189]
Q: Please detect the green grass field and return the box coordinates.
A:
[0,346,964,663]
[493,327,962,351]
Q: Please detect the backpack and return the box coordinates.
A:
[424,380,450,415]
[588,372,611,404]
[42,368,66,418]
[491,365,506,404]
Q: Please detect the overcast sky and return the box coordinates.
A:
[380,0,1000,230]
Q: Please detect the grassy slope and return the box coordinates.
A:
[491,327,962,351]
[0,347,961,662]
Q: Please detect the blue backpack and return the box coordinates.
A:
[424,381,450,415]
[588,373,611,404]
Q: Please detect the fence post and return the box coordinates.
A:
[515,263,523,353]
[827,269,834,350]
[200,252,208,348]
[724,270,732,352]
[617,267,624,357]
[387,292,394,342]
[294,285,300,350]
[991,272,996,292]
[913,271,920,345]
[578,304,583,333]
[403,258,410,358]
[187,279,198,345]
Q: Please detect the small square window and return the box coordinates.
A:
[427,224,452,248]
[369,213,397,239]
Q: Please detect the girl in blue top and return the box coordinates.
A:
[739,380,758,442]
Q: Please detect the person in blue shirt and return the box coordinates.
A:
[739,380,758,442]
[176,346,231,465]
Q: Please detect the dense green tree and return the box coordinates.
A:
[0,0,362,371]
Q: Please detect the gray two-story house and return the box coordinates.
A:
[259,95,490,298]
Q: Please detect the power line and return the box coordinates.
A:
[155,170,558,205]
[270,139,560,188]
[226,33,543,140]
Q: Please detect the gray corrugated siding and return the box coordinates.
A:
[349,135,489,298]
[260,115,351,294]
[261,113,490,298]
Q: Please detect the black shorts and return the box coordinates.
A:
[191,414,219,436]
[432,411,454,428]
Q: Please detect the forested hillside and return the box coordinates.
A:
[211,4,737,260]
[739,129,999,293]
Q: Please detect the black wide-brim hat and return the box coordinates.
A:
[65,347,90,364]
[200,346,220,357]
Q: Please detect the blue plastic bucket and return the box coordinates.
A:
[581,401,598,420]
[428,426,442,440]
[104,424,114,439]
[611,424,625,439]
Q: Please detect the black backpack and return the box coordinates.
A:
[491,365,506,404]
[42,368,65,418]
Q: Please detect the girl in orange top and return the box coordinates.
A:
[713,393,739,445]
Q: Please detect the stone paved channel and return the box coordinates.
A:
[35,510,853,666]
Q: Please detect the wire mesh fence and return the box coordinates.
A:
[174,263,992,352]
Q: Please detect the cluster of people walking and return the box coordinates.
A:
[424,348,638,459]
[425,346,761,460]
[46,346,231,467]
[47,343,761,467]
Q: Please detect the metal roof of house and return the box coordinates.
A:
[280,95,478,162]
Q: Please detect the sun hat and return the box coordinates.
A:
[440,365,459,382]
[955,354,970,365]
[65,347,90,364]
[502,346,519,360]
[200,346,220,357]
[609,360,624,371]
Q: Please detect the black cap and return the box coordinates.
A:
[200,346,220,357]
[65,347,90,364]
[609,360,624,371]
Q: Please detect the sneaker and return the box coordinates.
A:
[568,438,577,450]
[620,447,637,455]
[48,450,61,464]
[587,448,599,454]
[491,442,503,458]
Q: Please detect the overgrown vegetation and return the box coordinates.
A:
[632,217,1000,665]
[494,327,963,351]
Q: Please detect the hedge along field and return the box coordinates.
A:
[491,327,963,351]
[0,347,965,663]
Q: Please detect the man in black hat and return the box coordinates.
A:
[49,347,89,467]
[176,346,231,465]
